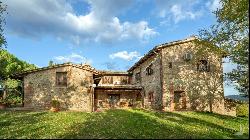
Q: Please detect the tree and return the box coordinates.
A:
[0,49,37,81]
[49,60,54,66]
[0,49,37,106]
[198,0,249,97]
[0,1,7,48]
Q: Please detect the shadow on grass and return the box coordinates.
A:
[0,109,248,139]
[59,109,247,139]
[0,110,47,138]
[0,110,47,126]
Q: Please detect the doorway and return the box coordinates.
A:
[108,94,120,108]
[173,91,186,110]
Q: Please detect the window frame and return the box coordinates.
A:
[197,60,210,72]
[169,62,172,69]
[135,72,141,82]
[56,72,68,87]
[146,64,153,75]
[148,92,154,102]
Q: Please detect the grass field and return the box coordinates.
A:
[0,109,249,139]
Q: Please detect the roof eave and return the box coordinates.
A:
[127,37,198,72]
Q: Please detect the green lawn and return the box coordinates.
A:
[0,109,249,139]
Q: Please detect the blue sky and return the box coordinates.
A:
[2,0,238,96]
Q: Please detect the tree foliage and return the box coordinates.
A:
[0,49,37,80]
[0,1,7,48]
[198,0,249,97]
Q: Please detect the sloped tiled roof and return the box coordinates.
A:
[98,70,130,76]
[12,62,100,78]
[127,36,198,72]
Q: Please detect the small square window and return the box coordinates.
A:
[148,92,154,102]
[197,60,210,72]
[135,72,141,82]
[56,72,67,86]
[169,62,172,68]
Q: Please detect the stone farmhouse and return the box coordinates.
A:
[13,36,226,114]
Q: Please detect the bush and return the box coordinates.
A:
[51,100,60,108]
[4,93,22,106]
[236,103,249,117]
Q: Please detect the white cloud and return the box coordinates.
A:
[109,51,142,61]
[155,0,203,24]
[102,62,120,70]
[4,0,157,44]
[53,53,92,64]
[206,0,222,12]
[170,4,203,23]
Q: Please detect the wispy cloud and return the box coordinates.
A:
[4,0,157,45]
[170,4,202,23]
[155,0,204,24]
[109,51,142,61]
[102,62,120,70]
[206,0,222,12]
[53,53,92,64]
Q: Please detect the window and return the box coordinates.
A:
[120,77,128,84]
[146,64,153,75]
[174,92,182,103]
[183,52,193,61]
[148,92,154,102]
[108,94,120,108]
[197,60,210,72]
[135,72,141,82]
[169,62,172,69]
[103,76,113,84]
[56,72,67,86]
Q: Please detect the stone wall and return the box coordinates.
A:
[161,41,225,114]
[131,55,162,110]
[23,66,94,112]
[94,89,141,111]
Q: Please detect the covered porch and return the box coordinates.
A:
[94,85,143,111]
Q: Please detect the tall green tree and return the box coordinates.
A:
[0,49,37,80]
[0,1,7,48]
[0,49,37,89]
[198,0,249,97]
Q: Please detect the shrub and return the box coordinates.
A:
[236,103,249,117]
[3,93,22,107]
[51,100,60,108]
[0,98,7,104]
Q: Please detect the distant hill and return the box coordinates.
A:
[225,95,249,103]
